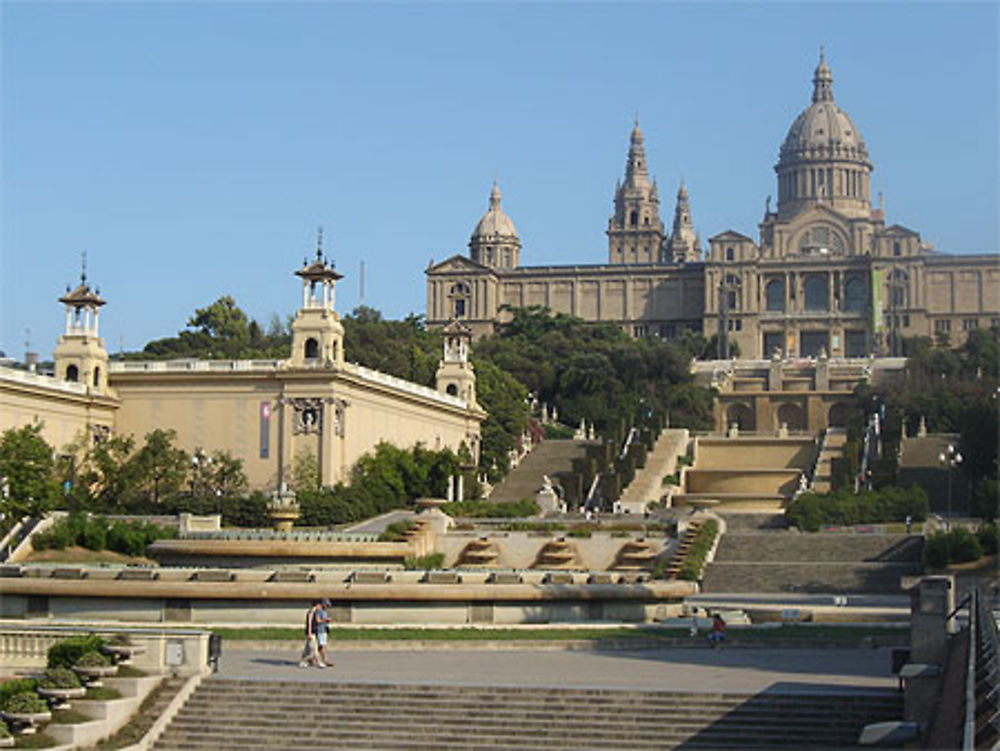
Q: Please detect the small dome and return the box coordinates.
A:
[778,51,870,167]
[471,181,518,241]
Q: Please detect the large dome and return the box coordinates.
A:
[778,53,870,168]
[472,181,518,241]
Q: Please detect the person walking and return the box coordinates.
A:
[299,601,320,668]
[313,598,333,667]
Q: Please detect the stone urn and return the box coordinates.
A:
[1,710,51,736]
[36,686,86,709]
[268,485,300,532]
[72,663,118,688]
[101,642,146,665]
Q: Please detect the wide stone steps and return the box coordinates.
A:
[488,439,591,505]
[151,679,902,751]
[713,534,922,563]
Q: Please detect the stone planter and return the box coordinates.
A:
[73,663,118,688]
[37,686,87,709]
[101,644,146,665]
[1,710,52,735]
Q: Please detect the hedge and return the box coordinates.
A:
[925,528,984,569]
[441,498,539,519]
[785,485,929,532]
[47,634,107,669]
[33,515,176,556]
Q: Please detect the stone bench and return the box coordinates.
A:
[191,570,234,582]
[117,569,159,581]
[486,572,522,584]
[423,571,462,584]
[543,572,575,585]
[52,568,88,579]
[269,570,315,583]
[350,572,391,584]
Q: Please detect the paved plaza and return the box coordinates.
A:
[219,644,899,695]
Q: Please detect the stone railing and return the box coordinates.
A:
[345,363,467,408]
[0,366,89,395]
[109,359,284,373]
[0,623,213,676]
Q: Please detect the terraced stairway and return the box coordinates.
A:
[702,533,923,594]
[152,679,902,750]
[488,439,591,505]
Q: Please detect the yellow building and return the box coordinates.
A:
[1,251,485,490]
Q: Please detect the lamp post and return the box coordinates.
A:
[938,444,963,530]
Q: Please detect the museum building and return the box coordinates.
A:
[425,52,1000,357]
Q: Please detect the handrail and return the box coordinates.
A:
[963,585,1000,750]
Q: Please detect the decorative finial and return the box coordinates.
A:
[81,250,87,285]
[316,226,324,261]
[489,180,502,210]
[819,44,825,64]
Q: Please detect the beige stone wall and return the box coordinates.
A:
[0,369,117,453]
[111,363,481,490]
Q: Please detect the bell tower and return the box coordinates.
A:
[289,229,345,368]
[53,255,111,394]
[435,320,478,407]
[607,118,665,264]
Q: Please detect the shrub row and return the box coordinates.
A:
[441,498,540,519]
[676,519,719,581]
[404,552,446,570]
[32,515,176,556]
[47,634,107,669]
[925,525,998,569]
[785,485,929,532]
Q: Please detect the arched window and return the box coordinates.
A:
[725,247,734,261]
[446,384,458,396]
[804,275,829,311]
[629,210,638,226]
[765,279,785,312]
[304,338,319,359]
[892,241,901,257]
[843,276,866,313]
[93,367,101,387]
[66,364,78,382]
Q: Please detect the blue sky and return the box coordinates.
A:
[2,1,997,357]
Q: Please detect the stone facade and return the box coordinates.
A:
[426,53,999,355]
[1,251,485,491]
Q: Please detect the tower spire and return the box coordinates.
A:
[812,46,834,103]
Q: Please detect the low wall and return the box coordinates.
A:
[0,623,212,675]
[685,469,801,496]
[694,437,816,470]
[0,571,694,626]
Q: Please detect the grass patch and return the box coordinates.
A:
[113,665,147,678]
[84,687,121,701]
[49,708,92,725]
[10,733,58,749]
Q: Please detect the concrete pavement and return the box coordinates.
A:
[219,644,899,695]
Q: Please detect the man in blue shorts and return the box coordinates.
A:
[313,598,333,667]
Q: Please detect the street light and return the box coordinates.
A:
[938,444,963,529]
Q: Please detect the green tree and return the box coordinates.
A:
[207,450,248,496]
[473,360,529,481]
[82,433,139,508]
[292,449,320,493]
[134,429,189,504]
[0,424,60,519]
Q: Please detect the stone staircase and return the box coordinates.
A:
[702,533,923,594]
[151,678,903,750]
[488,439,592,505]
[618,428,689,512]
[811,427,846,494]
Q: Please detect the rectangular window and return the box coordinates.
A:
[902,314,910,327]
[454,299,466,318]
[963,318,979,331]
[633,325,647,338]
[934,319,951,333]
[660,323,676,339]
[259,402,271,459]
